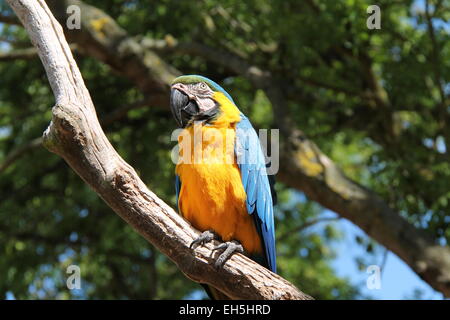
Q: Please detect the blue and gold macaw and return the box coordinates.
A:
[170,75,276,299]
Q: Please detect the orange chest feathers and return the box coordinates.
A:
[175,119,262,254]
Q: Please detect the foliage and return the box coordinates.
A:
[1,0,449,299]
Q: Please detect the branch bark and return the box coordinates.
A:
[6,0,311,300]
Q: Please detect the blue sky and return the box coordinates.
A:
[331,216,444,300]
[409,0,450,32]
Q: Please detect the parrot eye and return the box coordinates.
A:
[199,82,208,90]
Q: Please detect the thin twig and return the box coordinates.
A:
[277,217,340,242]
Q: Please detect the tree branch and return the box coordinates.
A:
[6,0,311,300]
[0,44,78,61]
[277,217,340,242]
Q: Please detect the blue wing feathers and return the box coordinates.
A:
[175,174,181,211]
[235,115,277,273]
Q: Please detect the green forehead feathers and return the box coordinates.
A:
[172,75,235,104]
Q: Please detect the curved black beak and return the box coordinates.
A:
[170,89,199,128]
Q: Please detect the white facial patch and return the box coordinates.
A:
[197,98,216,113]
[191,83,216,113]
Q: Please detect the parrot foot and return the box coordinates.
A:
[212,241,244,268]
[190,230,217,249]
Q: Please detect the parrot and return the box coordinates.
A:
[169,75,276,299]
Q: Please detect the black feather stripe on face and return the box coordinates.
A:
[192,101,220,125]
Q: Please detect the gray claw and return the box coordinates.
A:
[190,230,217,249]
[213,241,244,268]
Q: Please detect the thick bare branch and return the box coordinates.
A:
[6,0,311,300]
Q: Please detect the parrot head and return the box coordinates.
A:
[170,75,235,128]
